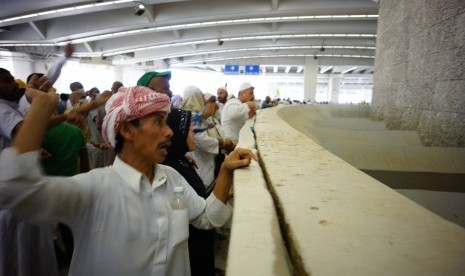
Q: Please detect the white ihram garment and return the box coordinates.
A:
[220,98,250,144]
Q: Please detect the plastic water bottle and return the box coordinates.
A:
[170,186,189,241]
[171,186,187,210]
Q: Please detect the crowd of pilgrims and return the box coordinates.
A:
[0,44,260,276]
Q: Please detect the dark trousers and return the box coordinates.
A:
[188,225,216,276]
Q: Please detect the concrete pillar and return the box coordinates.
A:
[303,57,318,102]
[329,75,341,104]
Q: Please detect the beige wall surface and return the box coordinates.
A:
[372,1,465,147]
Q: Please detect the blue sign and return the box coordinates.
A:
[245,64,260,75]
[224,64,239,75]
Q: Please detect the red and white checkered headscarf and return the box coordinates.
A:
[102,86,171,148]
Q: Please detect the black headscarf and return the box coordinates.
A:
[163,109,207,198]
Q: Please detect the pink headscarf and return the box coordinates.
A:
[102,86,171,148]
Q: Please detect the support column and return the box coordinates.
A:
[329,75,341,104]
[303,57,318,102]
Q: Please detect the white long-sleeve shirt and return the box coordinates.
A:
[221,98,250,144]
[0,100,58,276]
[0,148,232,276]
[191,131,219,188]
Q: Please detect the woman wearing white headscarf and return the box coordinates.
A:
[180,86,235,191]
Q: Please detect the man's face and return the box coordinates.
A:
[239,88,254,103]
[88,90,99,100]
[70,91,86,105]
[128,111,173,164]
[148,77,173,98]
[0,71,23,103]
[217,89,228,104]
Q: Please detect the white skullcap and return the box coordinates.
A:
[239,82,254,92]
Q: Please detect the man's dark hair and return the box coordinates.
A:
[70,81,84,91]
[26,73,44,84]
[60,93,69,101]
[0,69,14,88]
[0,68,10,76]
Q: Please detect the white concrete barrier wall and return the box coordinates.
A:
[226,118,292,276]
[227,107,465,275]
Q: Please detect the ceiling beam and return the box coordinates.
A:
[172,29,181,39]
[83,42,94,52]
[341,66,357,74]
[144,5,156,22]
[271,22,278,31]
[208,65,222,72]
[28,21,46,40]
[271,0,279,11]
[321,66,333,73]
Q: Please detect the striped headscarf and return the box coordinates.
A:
[102,86,171,148]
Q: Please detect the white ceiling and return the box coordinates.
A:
[0,0,378,75]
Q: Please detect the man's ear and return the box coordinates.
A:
[118,121,134,141]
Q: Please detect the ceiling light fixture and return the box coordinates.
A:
[100,39,375,57]
[0,11,377,27]
[341,66,357,74]
[134,2,145,16]
[0,0,133,23]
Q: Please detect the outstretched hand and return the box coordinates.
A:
[214,148,258,203]
[25,75,57,107]
[28,74,53,92]
[222,148,257,171]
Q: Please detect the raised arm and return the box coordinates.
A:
[2,75,91,225]
[46,43,74,84]
[77,93,111,114]
[13,76,58,153]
